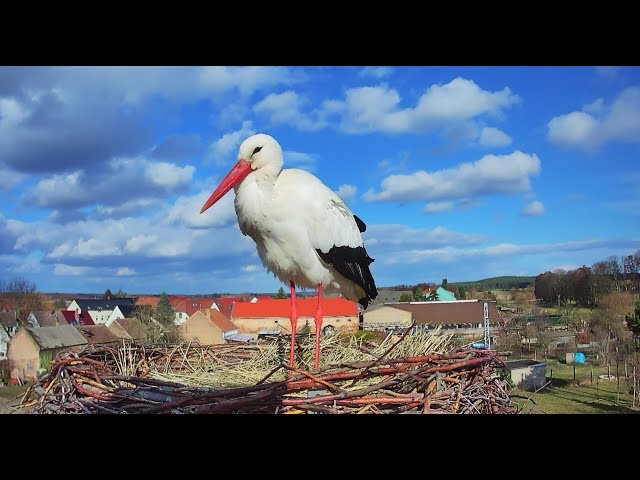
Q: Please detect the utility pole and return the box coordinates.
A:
[483,301,490,350]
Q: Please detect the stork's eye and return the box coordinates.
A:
[252,146,263,156]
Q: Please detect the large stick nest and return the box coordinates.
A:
[16,328,519,414]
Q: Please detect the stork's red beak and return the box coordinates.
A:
[200,159,253,214]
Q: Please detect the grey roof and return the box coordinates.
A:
[115,305,137,318]
[30,311,63,327]
[75,325,121,345]
[0,310,18,329]
[26,325,88,350]
[226,333,255,343]
[371,289,413,306]
[72,298,136,311]
[111,318,147,341]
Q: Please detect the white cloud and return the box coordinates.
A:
[415,78,518,120]
[0,97,29,129]
[364,151,541,203]
[50,237,122,258]
[253,91,325,131]
[53,264,91,275]
[547,86,640,149]
[198,66,301,96]
[284,150,319,172]
[359,67,394,79]
[366,224,485,250]
[549,264,580,273]
[335,184,357,202]
[116,267,136,276]
[424,201,454,213]
[209,121,255,164]
[24,156,195,211]
[242,265,260,272]
[330,77,520,133]
[125,234,158,253]
[165,188,239,229]
[583,98,604,115]
[521,200,545,216]
[478,127,512,147]
[0,163,26,191]
[144,162,195,189]
[385,238,638,266]
[251,78,519,136]
[595,66,620,78]
[547,111,599,147]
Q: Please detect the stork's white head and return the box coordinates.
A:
[238,133,283,171]
[200,133,283,214]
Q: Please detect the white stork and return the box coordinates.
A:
[200,133,378,369]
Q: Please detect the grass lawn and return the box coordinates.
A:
[0,382,33,413]
[540,305,593,316]
[512,358,640,414]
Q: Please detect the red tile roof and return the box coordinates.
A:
[213,297,244,318]
[136,296,160,308]
[231,297,358,318]
[209,310,237,332]
[170,297,215,316]
[58,309,95,326]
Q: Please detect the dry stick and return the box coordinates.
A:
[346,321,417,388]
[284,364,347,394]
[356,344,436,386]
[253,364,286,386]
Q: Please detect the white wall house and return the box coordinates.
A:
[105,305,137,326]
[68,298,136,325]
[174,311,189,326]
[0,326,9,359]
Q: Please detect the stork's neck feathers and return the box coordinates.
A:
[234,164,281,237]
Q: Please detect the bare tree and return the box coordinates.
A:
[0,276,45,322]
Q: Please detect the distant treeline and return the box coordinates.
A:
[534,251,640,307]
[449,276,535,291]
[385,276,534,293]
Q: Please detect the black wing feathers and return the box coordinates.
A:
[353,214,366,233]
[316,245,378,309]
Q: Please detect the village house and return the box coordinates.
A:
[57,309,95,326]
[7,326,88,382]
[361,300,502,338]
[0,310,19,337]
[27,310,64,328]
[422,286,457,301]
[107,318,148,343]
[67,298,136,325]
[106,305,138,325]
[179,310,238,345]
[75,325,121,347]
[212,297,245,318]
[170,297,217,325]
[0,325,9,360]
[135,296,160,309]
[230,297,359,335]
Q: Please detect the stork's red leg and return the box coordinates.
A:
[289,281,298,368]
[314,283,323,369]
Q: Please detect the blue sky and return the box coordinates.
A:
[1,66,639,295]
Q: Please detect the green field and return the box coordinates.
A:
[512,358,639,414]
